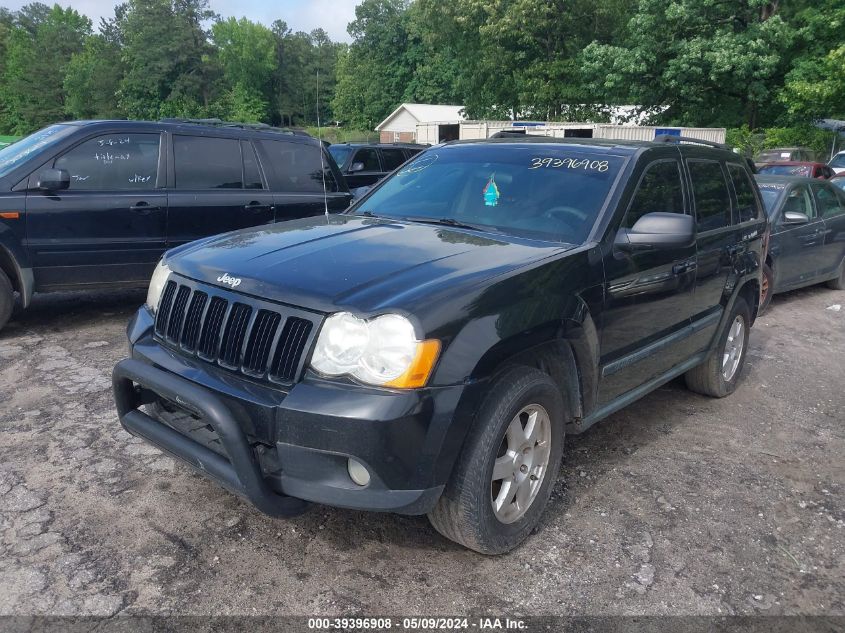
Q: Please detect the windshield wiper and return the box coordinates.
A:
[400,216,488,232]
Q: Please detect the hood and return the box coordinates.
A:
[167,215,569,314]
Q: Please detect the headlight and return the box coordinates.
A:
[311,312,440,388]
[145,260,171,313]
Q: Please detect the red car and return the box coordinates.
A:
[757,161,835,179]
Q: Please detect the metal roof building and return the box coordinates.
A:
[375,104,465,143]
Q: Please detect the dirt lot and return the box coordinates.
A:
[0,285,842,618]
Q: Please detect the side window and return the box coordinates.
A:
[261,140,338,193]
[54,133,160,191]
[174,136,242,189]
[380,148,406,171]
[813,184,844,219]
[727,163,760,223]
[622,160,685,229]
[353,148,381,172]
[688,160,732,231]
[783,185,816,220]
[241,140,263,190]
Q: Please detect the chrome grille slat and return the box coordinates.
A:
[154,278,317,386]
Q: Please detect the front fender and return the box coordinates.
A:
[0,226,33,308]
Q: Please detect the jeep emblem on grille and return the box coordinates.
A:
[216,273,242,288]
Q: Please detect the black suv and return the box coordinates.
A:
[327,142,425,190]
[0,119,350,332]
[113,137,766,554]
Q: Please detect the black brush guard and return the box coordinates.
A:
[112,358,307,518]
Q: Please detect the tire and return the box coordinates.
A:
[0,270,13,334]
[759,263,773,313]
[826,261,845,290]
[427,366,566,555]
[685,296,751,398]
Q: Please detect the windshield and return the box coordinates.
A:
[758,150,797,162]
[831,178,845,192]
[757,186,784,215]
[328,145,353,168]
[758,164,812,177]
[354,144,625,243]
[0,124,77,180]
[830,154,845,168]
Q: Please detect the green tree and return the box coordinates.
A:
[581,0,795,128]
[332,0,414,129]
[117,0,216,119]
[64,29,124,119]
[1,3,91,134]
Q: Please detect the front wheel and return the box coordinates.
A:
[684,297,751,398]
[427,366,565,555]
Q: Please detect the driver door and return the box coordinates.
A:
[600,158,698,402]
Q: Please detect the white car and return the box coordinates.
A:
[830,151,845,175]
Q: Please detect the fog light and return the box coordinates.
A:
[347,458,371,487]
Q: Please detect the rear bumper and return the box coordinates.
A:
[114,308,476,515]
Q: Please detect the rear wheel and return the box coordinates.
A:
[826,261,845,290]
[759,263,773,313]
[0,270,14,334]
[685,297,751,398]
[427,366,565,555]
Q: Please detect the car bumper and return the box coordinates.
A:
[113,309,476,516]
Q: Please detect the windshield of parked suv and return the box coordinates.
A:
[327,145,353,168]
[830,153,845,168]
[0,124,77,179]
[759,164,812,177]
[354,144,625,243]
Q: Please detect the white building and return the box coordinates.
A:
[375,103,465,143]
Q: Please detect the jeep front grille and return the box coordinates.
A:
[154,278,316,386]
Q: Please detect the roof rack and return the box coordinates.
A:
[159,118,311,136]
[654,134,731,150]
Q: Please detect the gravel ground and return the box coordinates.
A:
[0,284,842,618]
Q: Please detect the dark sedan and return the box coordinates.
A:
[756,175,845,310]
[758,161,835,179]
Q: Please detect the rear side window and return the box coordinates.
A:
[622,160,685,229]
[727,164,759,223]
[688,161,732,231]
[353,148,381,172]
[261,140,338,193]
[380,148,407,171]
[174,136,242,189]
[54,133,160,190]
[813,184,844,219]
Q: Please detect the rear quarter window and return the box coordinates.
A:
[261,140,338,193]
[727,164,761,223]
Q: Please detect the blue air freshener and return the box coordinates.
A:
[483,175,500,207]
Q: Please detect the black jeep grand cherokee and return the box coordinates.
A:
[113,138,766,554]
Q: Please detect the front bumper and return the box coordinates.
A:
[113,309,476,516]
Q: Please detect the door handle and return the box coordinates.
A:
[244,202,271,213]
[130,202,159,215]
[672,260,697,274]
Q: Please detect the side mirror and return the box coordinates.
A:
[36,168,70,192]
[782,210,809,225]
[349,162,365,173]
[615,212,695,251]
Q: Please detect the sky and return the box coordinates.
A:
[0,0,363,41]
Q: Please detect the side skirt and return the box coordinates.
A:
[567,352,708,434]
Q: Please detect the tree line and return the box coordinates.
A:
[0,0,843,137]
